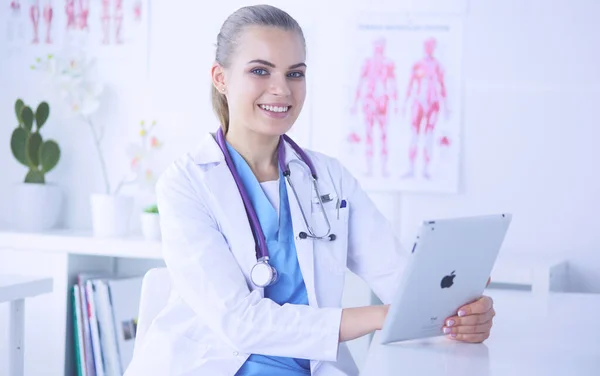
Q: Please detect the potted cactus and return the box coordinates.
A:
[10,98,63,231]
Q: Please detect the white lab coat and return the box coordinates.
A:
[125,132,406,376]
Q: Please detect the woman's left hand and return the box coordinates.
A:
[442,295,495,343]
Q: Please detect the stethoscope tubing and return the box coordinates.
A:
[215,127,336,262]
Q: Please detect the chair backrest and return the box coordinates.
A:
[133,267,172,355]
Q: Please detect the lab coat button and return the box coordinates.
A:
[233,351,239,356]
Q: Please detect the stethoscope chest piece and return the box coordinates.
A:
[250,257,278,288]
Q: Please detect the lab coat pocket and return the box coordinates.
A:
[137,325,211,374]
[311,193,339,213]
[170,336,211,373]
[312,204,349,275]
[311,204,349,307]
[181,323,212,354]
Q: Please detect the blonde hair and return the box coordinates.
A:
[211,5,305,133]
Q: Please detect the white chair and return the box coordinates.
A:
[133,268,171,355]
[0,274,53,376]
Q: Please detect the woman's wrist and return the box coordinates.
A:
[338,304,390,342]
[376,305,390,330]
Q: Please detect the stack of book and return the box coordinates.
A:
[72,274,144,376]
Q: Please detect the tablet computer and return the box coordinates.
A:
[379,213,512,344]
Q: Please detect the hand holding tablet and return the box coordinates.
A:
[379,214,512,345]
[442,294,495,343]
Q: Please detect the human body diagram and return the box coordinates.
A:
[26,0,54,44]
[349,38,399,178]
[401,37,450,180]
[5,0,144,47]
[65,0,90,32]
[101,0,123,44]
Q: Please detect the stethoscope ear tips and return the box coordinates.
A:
[298,231,336,241]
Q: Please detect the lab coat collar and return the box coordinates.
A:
[191,131,315,302]
[190,131,302,167]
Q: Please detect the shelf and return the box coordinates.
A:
[0,223,162,260]
[0,223,570,291]
[0,274,54,302]
[490,252,569,293]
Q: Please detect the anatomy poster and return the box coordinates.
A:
[2,0,149,64]
[75,0,149,61]
[3,0,60,54]
[341,13,464,193]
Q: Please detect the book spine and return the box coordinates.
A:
[72,286,86,376]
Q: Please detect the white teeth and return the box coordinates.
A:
[260,104,289,113]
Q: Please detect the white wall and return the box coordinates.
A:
[396,1,600,293]
[310,0,600,294]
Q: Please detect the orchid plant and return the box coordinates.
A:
[123,119,163,195]
[30,52,163,197]
[30,52,115,193]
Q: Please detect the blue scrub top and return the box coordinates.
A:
[226,142,311,375]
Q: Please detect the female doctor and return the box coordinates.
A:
[125,5,496,376]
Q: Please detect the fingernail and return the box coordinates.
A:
[458,310,466,317]
[450,333,457,338]
[443,327,451,334]
[447,319,455,327]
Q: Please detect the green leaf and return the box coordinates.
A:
[21,106,34,131]
[35,102,50,129]
[10,128,29,166]
[15,99,24,124]
[26,132,43,168]
[144,204,159,214]
[40,140,60,173]
[25,169,45,184]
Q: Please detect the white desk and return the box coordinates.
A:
[0,224,164,376]
[0,275,53,376]
[362,289,600,376]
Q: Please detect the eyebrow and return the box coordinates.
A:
[247,59,306,69]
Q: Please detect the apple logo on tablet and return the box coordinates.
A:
[441,271,456,289]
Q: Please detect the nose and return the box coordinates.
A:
[269,74,291,97]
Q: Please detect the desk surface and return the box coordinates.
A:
[362,289,600,376]
[0,274,53,302]
[0,222,162,259]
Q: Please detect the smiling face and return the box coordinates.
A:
[212,25,306,138]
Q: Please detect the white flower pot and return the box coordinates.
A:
[140,212,161,241]
[11,183,63,231]
[90,193,134,237]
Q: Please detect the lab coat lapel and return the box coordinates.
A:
[283,141,319,307]
[197,134,261,294]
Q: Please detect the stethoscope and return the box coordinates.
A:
[215,128,336,288]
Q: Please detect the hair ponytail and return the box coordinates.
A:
[211,84,229,133]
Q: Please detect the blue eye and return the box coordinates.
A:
[288,71,305,78]
[251,68,268,76]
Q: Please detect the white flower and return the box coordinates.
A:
[139,168,158,190]
[124,120,164,192]
[32,51,104,117]
[127,143,147,173]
